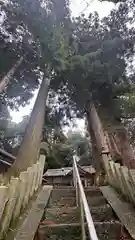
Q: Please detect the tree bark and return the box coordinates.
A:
[85,102,110,172]
[0,56,24,94]
[98,106,135,169]
[86,102,109,153]
[9,74,50,176]
[86,109,102,172]
[104,130,121,161]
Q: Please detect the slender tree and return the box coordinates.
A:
[0,56,24,94]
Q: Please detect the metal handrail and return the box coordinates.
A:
[73,156,98,240]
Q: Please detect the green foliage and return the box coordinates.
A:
[0,115,29,153]
[44,129,92,169]
[50,2,135,122]
[124,92,135,109]
[125,118,135,148]
[0,0,135,163]
[0,0,71,111]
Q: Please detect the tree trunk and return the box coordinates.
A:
[104,130,121,161]
[86,109,102,172]
[86,102,109,153]
[98,106,135,169]
[0,56,24,93]
[85,102,110,174]
[9,74,50,176]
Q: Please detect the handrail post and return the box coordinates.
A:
[76,182,79,206]
[80,197,86,240]
[73,160,76,187]
[73,155,99,240]
[73,157,79,206]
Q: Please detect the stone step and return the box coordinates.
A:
[87,196,107,207]
[101,186,135,239]
[48,196,76,208]
[38,222,121,240]
[48,194,106,208]
[90,204,116,222]
[51,187,102,198]
[45,204,116,224]
[53,186,100,190]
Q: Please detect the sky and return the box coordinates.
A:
[70,0,114,18]
[10,0,114,129]
[11,90,38,123]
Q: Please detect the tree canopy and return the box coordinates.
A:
[1,0,135,168]
[1,0,135,120]
[51,2,135,117]
[0,0,71,109]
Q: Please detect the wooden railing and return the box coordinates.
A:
[73,156,98,240]
[104,159,135,204]
[0,155,45,239]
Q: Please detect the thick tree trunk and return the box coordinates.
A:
[86,102,109,153]
[9,75,50,176]
[104,130,122,164]
[0,56,24,93]
[98,106,135,169]
[85,102,110,172]
[86,109,102,172]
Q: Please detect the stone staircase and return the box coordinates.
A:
[38,186,124,239]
